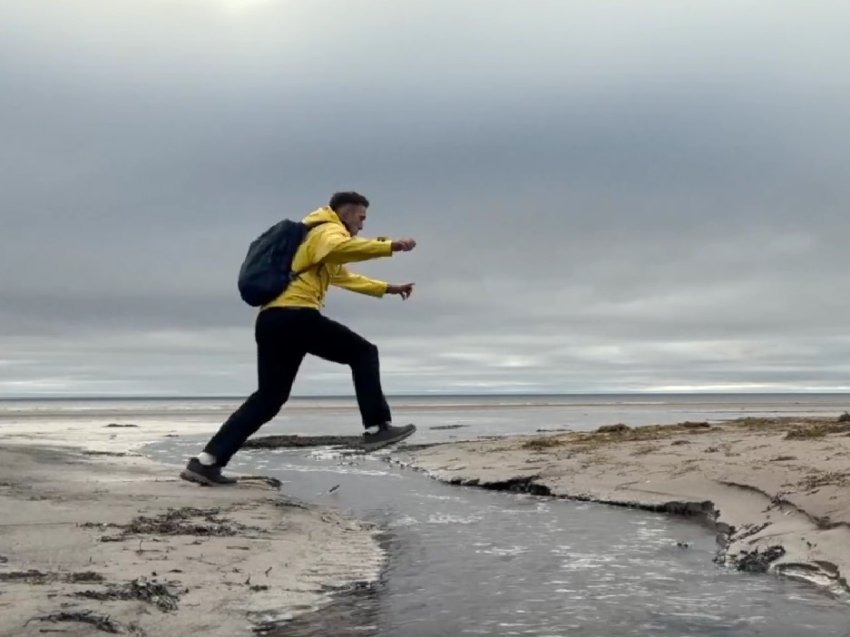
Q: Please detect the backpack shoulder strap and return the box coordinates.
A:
[291,220,332,279]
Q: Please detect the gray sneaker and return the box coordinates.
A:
[179,458,238,486]
[361,423,416,452]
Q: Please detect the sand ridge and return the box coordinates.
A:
[391,415,850,596]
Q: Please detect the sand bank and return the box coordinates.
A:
[391,415,850,595]
[0,420,385,637]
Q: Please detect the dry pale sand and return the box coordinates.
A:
[393,415,850,595]
[0,420,385,637]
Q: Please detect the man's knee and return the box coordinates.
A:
[348,339,379,369]
[360,340,379,362]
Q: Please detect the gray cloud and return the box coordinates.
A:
[2,0,850,396]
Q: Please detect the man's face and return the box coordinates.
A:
[338,204,367,236]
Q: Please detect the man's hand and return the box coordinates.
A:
[391,238,417,252]
[386,283,415,300]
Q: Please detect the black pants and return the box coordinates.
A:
[204,307,391,467]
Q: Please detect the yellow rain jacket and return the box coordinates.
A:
[263,206,393,310]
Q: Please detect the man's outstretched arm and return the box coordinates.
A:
[317,227,416,265]
[329,265,387,297]
[330,265,414,299]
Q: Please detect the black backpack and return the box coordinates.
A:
[237,219,328,307]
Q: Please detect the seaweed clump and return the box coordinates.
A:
[74,577,179,612]
[0,570,104,584]
[784,422,850,440]
[29,610,124,634]
[82,506,261,540]
[733,545,786,573]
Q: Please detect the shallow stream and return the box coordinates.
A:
[147,436,850,637]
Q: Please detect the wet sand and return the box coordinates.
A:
[391,415,850,594]
[0,422,385,637]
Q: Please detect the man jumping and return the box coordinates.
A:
[181,191,417,486]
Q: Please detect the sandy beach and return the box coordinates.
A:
[392,415,850,596]
[0,420,385,637]
[4,408,850,636]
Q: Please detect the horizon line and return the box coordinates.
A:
[2,390,850,402]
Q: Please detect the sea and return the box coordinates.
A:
[3,392,850,636]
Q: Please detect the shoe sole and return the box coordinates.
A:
[360,425,417,453]
[179,468,237,487]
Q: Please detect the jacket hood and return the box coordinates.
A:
[301,206,347,231]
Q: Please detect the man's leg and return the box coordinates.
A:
[303,312,415,450]
[181,309,305,485]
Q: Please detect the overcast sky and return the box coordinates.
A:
[2,0,850,397]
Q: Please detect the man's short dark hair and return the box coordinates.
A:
[329,191,370,212]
